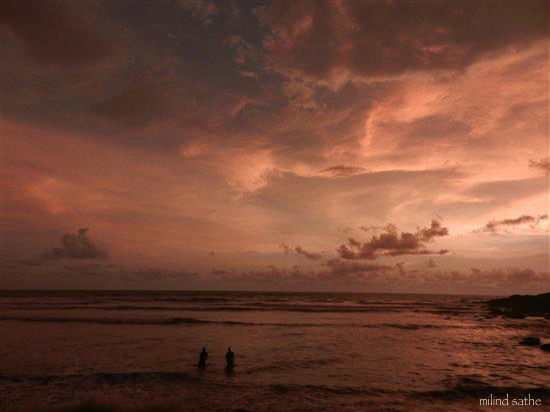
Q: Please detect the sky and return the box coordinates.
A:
[1,0,549,294]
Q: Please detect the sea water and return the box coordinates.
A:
[1,291,548,411]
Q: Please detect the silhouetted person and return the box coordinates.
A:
[198,347,208,368]
[225,347,235,370]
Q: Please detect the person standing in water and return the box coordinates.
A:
[225,347,235,370]
[198,347,208,368]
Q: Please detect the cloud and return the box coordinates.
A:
[91,80,167,128]
[359,224,393,233]
[469,267,548,285]
[179,0,218,25]
[337,220,449,260]
[209,259,393,287]
[209,265,308,286]
[393,263,548,294]
[280,243,292,254]
[43,228,109,260]
[477,214,548,233]
[0,2,111,66]
[529,157,550,172]
[180,143,279,193]
[202,259,544,293]
[294,246,323,260]
[248,168,465,239]
[63,262,115,277]
[322,259,392,278]
[319,165,367,177]
[262,1,548,86]
[464,177,548,204]
[19,258,44,266]
[3,3,548,294]
[280,243,323,260]
[416,219,449,240]
[239,71,259,80]
[349,39,547,189]
[226,35,260,65]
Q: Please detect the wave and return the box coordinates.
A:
[0,315,464,329]
[242,357,342,375]
[4,371,548,412]
[265,380,550,400]
[0,315,256,326]
[0,371,385,397]
[415,379,550,400]
[0,303,479,316]
[0,304,406,312]
[4,371,546,400]
[0,371,199,385]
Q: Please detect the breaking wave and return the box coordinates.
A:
[0,315,465,329]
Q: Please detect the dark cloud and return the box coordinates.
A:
[416,220,449,241]
[91,81,167,128]
[477,214,548,233]
[19,258,43,266]
[209,265,307,286]
[122,266,196,281]
[179,0,218,25]
[294,246,323,260]
[0,2,111,66]
[225,35,260,66]
[280,243,323,260]
[337,220,449,260]
[359,224,395,233]
[60,263,197,281]
[470,267,548,285]
[63,262,114,277]
[209,259,392,287]
[319,165,367,177]
[529,157,550,172]
[263,1,549,83]
[43,228,109,260]
[204,262,548,293]
[204,259,550,292]
[322,259,392,278]
[280,242,291,254]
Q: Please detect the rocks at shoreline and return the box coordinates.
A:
[517,337,550,352]
[517,338,550,351]
[504,312,525,319]
[486,292,550,318]
[519,337,541,346]
[487,293,550,352]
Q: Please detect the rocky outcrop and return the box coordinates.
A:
[487,293,550,318]
[519,337,541,346]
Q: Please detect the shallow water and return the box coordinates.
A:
[1,291,549,411]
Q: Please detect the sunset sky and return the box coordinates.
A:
[1,1,549,294]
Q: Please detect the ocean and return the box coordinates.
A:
[0,291,548,411]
